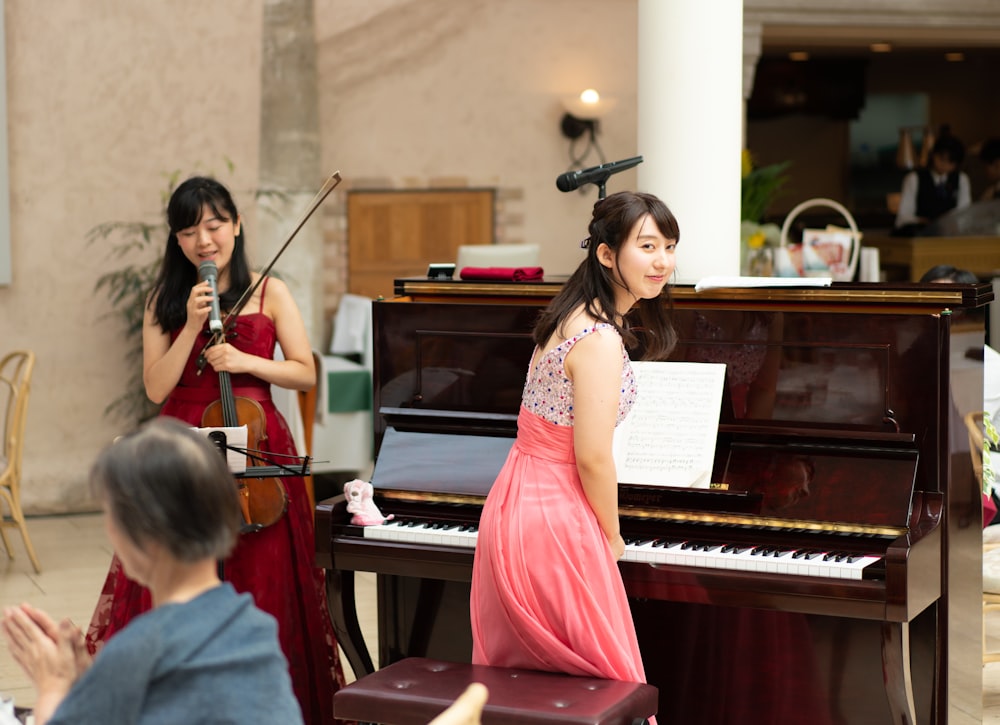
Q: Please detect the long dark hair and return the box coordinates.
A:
[90,417,241,562]
[148,176,253,332]
[534,191,680,360]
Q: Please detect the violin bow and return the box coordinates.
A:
[199,172,342,365]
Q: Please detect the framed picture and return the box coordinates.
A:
[801,227,857,280]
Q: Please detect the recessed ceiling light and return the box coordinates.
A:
[870,42,892,53]
[788,51,809,61]
[945,52,965,62]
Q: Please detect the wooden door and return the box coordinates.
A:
[347,189,494,299]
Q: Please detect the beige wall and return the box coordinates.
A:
[1,1,263,512]
[314,0,639,277]
[2,0,641,514]
[3,0,1000,514]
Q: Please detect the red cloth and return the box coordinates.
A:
[986,492,997,528]
[85,309,348,725]
[459,266,544,282]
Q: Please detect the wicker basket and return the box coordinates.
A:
[778,198,861,281]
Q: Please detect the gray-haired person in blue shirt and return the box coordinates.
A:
[2,417,303,725]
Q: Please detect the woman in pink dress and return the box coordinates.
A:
[86,176,346,724]
[470,191,680,713]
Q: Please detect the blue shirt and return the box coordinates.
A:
[50,584,303,725]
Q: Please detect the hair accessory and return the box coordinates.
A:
[580,237,591,249]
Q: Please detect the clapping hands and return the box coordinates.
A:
[1,604,91,723]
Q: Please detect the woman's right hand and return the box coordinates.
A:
[185,280,214,332]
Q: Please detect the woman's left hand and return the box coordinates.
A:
[607,533,626,561]
[203,342,254,375]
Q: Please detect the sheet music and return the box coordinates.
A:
[613,361,726,488]
[192,425,248,474]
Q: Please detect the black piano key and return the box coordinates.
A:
[652,539,682,548]
[681,541,715,551]
[795,550,826,560]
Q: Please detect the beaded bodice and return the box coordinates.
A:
[521,324,637,427]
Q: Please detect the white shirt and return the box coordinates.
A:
[894,170,971,228]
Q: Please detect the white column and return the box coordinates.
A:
[637,0,744,283]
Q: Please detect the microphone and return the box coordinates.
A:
[198,260,224,333]
[555,155,644,193]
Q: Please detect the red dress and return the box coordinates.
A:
[86,281,346,724]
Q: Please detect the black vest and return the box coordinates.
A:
[914,168,959,221]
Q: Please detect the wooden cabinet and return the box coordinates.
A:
[865,234,1000,282]
[347,189,494,300]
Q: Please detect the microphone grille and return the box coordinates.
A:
[198,260,218,280]
[555,173,578,193]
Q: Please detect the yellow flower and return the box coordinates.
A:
[741,149,753,178]
[747,231,766,249]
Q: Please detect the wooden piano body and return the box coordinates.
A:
[316,278,992,724]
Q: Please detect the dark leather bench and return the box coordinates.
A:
[333,657,658,725]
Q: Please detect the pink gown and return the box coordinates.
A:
[86,279,346,725]
[471,325,653,709]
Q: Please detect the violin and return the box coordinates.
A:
[201,363,288,531]
[197,172,342,532]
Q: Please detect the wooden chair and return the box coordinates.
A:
[428,682,489,725]
[985,541,1000,665]
[0,350,41,573]
[967,410,1000,664]
[296,351,321,513]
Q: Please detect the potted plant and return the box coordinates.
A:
[740,150,790,276]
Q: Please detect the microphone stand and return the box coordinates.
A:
[594,176,611,200]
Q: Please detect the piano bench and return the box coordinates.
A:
[333,657,658,725]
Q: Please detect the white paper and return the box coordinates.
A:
[192,425,248,474]
[694,275,832,291]
[613,361,726,488]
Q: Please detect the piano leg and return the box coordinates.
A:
[882,621,916,724]
[325,568,375,678]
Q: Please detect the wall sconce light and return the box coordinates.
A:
[560,88,617,167]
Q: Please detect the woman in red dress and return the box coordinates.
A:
[86,176,346,724]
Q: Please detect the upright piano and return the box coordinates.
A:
[316,277,991,724]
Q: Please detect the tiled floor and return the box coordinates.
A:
[3,513,1000,721]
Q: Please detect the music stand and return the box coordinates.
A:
[194,426,312,578]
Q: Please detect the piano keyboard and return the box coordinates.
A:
[359,519,883,581]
